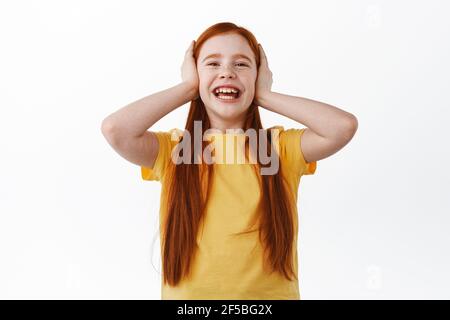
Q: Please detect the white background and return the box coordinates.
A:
[1,0,449,299]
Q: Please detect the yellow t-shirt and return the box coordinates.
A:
[140,126,317,300]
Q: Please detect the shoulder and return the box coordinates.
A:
[268,125,316,177]
[153,128,184,147]
[156,127,184,140]
[267,125,307,146]
[140,128,184,182]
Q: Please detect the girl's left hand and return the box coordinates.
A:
[254,44,273,106]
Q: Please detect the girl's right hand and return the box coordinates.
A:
[181,40,200,100]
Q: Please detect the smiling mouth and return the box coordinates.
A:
[212,90,242,101]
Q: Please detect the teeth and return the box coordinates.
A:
[214,87,239,94]
[217,95,236,100]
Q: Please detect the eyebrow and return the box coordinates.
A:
[201,53,253,64]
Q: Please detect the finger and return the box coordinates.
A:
[258,44,268,66]
[186,40,194,54]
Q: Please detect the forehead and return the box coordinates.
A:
[198,33,255,62]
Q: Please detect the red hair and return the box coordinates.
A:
[162,22,297,286]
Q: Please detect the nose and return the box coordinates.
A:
[219,65,236,79]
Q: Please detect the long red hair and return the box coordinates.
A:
[162,22,297,286]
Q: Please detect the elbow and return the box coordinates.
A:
[341,114,358,140]
[101,118,114,136]
[347,114,358,133]
[101,118,119,145]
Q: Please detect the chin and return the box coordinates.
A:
[212,99,245,107]
[204,102,245,119]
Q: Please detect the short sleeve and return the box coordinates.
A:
[274,126,317,177]
[140,128,183,182]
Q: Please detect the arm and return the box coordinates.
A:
[255,44,358,163]
[101,82,197,168]
[258,91,358,163]
[101,81,196,140]
[101,40,199,168]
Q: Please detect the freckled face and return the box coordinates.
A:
[196,33,257,121]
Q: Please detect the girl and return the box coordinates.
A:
[101,22,358,300]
